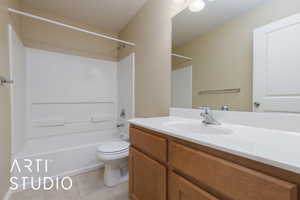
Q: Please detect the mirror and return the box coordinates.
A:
[172,0,300,113]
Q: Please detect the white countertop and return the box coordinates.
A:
[129,116,300,174]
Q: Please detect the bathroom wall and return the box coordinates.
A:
[0,0,21,198]
[118,0,173,117]
[12,47,121,188]
[20,3,119,61]
[173,0,300,111]
[8,25,26,156]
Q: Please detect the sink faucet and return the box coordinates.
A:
[200,107,221,125]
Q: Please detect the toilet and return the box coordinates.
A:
[97,141,130,187]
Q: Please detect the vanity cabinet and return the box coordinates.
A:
[130,127,167,162]
[169,172,219,200]
[170,142,297,200]
[129,147,167,200]
[129,125,299,200]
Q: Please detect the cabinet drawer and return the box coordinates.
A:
[130,127,167,162]
[170,142,297,200]
[170,172,219,200]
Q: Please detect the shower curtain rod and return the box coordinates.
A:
[8,8,135,46]
[172,53,192,60]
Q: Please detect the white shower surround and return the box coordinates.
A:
[10,26,135,190]
[117,54,135,134]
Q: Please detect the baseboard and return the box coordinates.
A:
[14,163,104,192]
[3,189,12,200]
[55,162,104,179]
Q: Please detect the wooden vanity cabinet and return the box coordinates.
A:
[130,127,167,162]
[170,142,297,200]
[129,125,299,200]
[169,172,219,200]
[129,147,167,200]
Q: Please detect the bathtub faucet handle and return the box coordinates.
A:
[117,123,125,128]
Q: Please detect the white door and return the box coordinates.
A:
[253,13,300,113]
[171,66,192,108]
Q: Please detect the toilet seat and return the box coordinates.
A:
[98,141,129,155]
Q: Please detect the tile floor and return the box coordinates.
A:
[10,169,129,200]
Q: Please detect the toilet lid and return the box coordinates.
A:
[97,141,129,154]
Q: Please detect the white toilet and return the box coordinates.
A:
[97,141,130,187]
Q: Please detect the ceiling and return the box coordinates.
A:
[22,0,148,33]
[173,0,271,47]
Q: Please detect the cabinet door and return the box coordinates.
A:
[129,147,167,200]
[169,172,219,200]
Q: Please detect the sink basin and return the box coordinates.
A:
[163,121,232,135]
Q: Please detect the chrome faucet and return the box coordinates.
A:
[200,107,221,125]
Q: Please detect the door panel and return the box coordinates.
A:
[169,172,219,200]
[129,147,167,200]
[253,13,300,112]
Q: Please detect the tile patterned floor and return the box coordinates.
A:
[10,169,129,200]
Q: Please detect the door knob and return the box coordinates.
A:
[254,102,261,108]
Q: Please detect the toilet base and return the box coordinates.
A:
[103,158,128,187]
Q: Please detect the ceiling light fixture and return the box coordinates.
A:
[173,0,186,4]
[188,0,206,12]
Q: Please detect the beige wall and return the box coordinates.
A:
[119,0,172,117]
[0,0,21,198]
[173,0,300,111]
[20,3,119,61]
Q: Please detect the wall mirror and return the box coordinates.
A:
[172,0,300,113]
